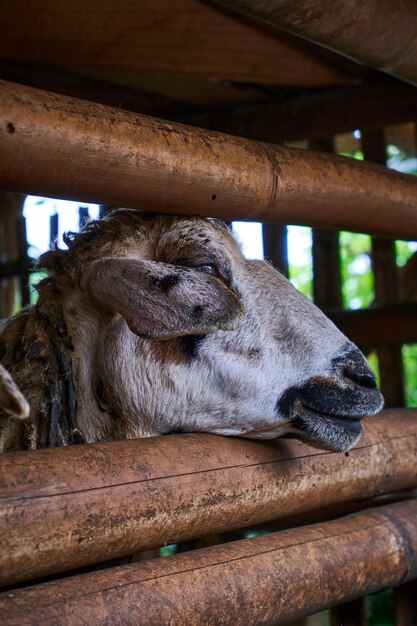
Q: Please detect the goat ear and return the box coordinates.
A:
[0,364,30,419]
[84,257,245,339]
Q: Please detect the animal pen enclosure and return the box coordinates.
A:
[1,1,417,624]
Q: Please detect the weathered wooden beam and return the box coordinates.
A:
[0,60,187,117]
[0,0,360,88]
[1,80,417,238]
[1,409,417,587]
[330,303,417,349]
[1,498,417,625]
[173,81,417,144]
[217,0,417,86]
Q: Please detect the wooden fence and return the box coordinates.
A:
[0,79,417,624]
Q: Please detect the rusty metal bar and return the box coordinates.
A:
[1,80,417,238]
[217,0,417,86]
[1,409,417,587]
[1,499,417,625]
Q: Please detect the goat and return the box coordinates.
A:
[0,209,383,453]
[0,363,29,421]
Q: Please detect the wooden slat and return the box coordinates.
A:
[310,138,342,311]
[394,580,417,626]
[1,409,417,587]
[2,80,417,238]
[219,0,417,86]
[174,81,417,144]
[399,250,417,302]
[0,193,26,317]
[0,59,267,115]
[0,0,359,88]
[262,224,288,275]
[312,229,342,309]
[1,499,417,625]
[309,138,361,626]
[362,129,405,407]
[371,236,405,406]
[329,303,417,349]
[330,599,367,626]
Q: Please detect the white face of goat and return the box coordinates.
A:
[84,213,383,452]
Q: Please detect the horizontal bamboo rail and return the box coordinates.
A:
[1,409,417,587]
[1,499,416,625]
[1,80,417,238]
[218,0,417,86]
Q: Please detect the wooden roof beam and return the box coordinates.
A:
[218,0,417,86]
[173,81,417,144]
[0,0,362,89]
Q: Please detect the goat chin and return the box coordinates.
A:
[0,210,383,453]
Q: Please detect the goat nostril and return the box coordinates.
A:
[344,365,377,389]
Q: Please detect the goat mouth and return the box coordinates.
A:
[289,401,363,452]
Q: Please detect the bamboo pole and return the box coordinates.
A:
[1,80,417,238]
[1,499,417,625]
[217,0,417,86]
[1,409,417,587]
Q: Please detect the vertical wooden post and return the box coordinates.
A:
[310,137,368,626]
[394,579,417,626]
[262,224,288,276]
[310,138,342,311]
[16,216,30,307]
[362,128,407,624]
[49,212,58,247]
[0,192,25,316]
[312,227,342,309]
[330,598,367,626]
[79,206,89,228]
[361,129,405,407]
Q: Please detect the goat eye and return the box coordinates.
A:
[197,264,217,276]
[174,259,219,278]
